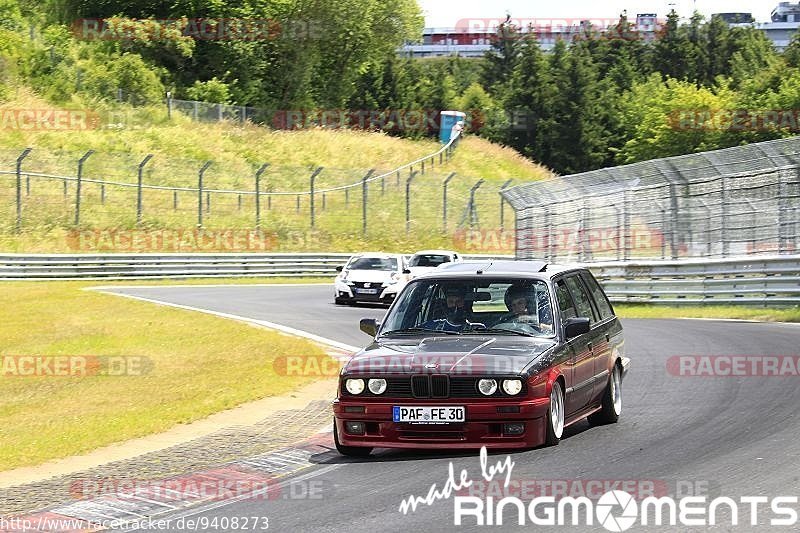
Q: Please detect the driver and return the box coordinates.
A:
[444,285,468,323]
[496,285,553,333]
[418,285,471,332]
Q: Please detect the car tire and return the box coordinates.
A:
[588,363,622,426]
[544,380,565,446]
[333,420,373,457]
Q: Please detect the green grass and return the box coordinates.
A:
[0,92,552,254]
[0,280,331,470]
[615,304,800,322]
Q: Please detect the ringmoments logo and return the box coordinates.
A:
[397,447,799,529]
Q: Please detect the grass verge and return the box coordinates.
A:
[615,304,800,322]
[0,280,331,471]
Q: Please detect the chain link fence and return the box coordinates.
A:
[503,137,800,262]
[0,135,525,252]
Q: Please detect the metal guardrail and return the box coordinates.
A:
[0,253,511,281]
[589,255,800,306]
[1,253,797,306]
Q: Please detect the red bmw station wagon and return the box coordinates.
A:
[332,260,631,456]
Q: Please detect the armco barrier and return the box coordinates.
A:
[589,255,800,306]
[0,253,511,281]
[1,253,797,306]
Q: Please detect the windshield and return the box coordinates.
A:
[381,279,554,337]
[409,254,451,267]
[347,257,398,271]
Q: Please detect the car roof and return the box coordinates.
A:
[348,252,403,259]
[422,260,582,279]
[411,249,457,256]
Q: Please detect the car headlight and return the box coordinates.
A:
[478,378,498,396]
[368,378,387,394]
[345,378,365,395]
[502,379,523,395]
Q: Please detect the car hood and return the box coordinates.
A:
[342,270,394,283]
[344,335,556,376]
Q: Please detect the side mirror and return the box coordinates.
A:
[335,265,343,272]
[402,268,411,274]
[564,317,590,339]
[360,318,379,337]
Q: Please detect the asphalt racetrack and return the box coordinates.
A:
[101,284,800,532]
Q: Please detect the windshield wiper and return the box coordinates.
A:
[464,327,536,337]
[381,327,461,336]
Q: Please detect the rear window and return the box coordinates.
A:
[581,272,615,320]
[347,257,398,271]
[565,276,598,323]
[409,254,451,267]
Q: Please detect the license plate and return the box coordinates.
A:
[355,288,378,294]
[393,406,465,424]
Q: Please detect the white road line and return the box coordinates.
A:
[87,283,328,290]
[88,288,361,353]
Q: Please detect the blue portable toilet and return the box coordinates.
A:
[440,111,466,143]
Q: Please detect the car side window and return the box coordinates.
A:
[565,276,598,324]
[581,272,614,320]
[555,280,577,319]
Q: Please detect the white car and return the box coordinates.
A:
[404,250,462,280]
[334,253,407,305]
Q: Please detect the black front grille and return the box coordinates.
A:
[431,375,449,398]
[386,378,412,397]
[411,375,430,398]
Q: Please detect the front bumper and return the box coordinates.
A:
[333,397,550,449]
[334,280,401,303]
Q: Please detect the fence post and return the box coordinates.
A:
[255,163,268,228]
[74,150,94,226]
[406,171,419,234]
[296,195,300,213]
[322,193,326,210]
[309,167,323,228]
[26,174,30,196]
[778,170,790,254]
[467,179,485,229]
[499,179,513,230]
[622,189,631,261]
[721,176,729,257]
[197,161,211,228]
[544,205,554,262]
[442,172,456,233]
[421,160,425,174]
[166,91,172,120]
[136,154,153,227]
[362,169,375,236]
[206,191,211,213]
[173,190,178,210]
[15,148,32,232]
